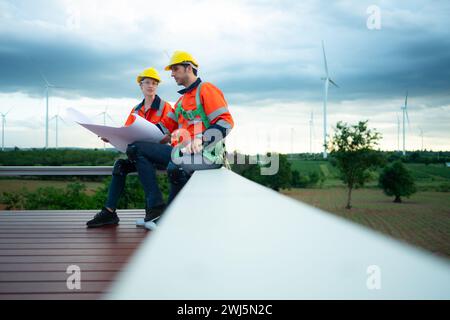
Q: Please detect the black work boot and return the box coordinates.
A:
[144,204,166,223]
[86,207,120,228]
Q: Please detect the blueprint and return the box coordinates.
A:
[66,107,164,152]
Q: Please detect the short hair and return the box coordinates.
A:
[181,63,198,76]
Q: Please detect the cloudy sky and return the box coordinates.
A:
[0,0,449,153]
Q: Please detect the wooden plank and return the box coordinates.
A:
[0,238,143,244]
[0,281,110,294]
[0,232,148,239]
[0,256,130,263]
[0,209,148,299]
[0,271,119,282]
[0,226,141,231]
[0,243,141,249]
[0,218,143,222]
[0,293,101,299]
[0,214,143,218]
[0,224,140,228]
[0,249,136,256]
[0,210,144,215]
[0,263,125,272]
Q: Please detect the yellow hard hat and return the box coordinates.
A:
[136,67,161,84]
[164,51,199,71]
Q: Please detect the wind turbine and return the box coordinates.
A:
[321,40,339,159]
[309,111,314,154]
[97,106,115,126]
[397,114,401,153]
[50,110,67,148]
[290,127,294,156]
[30,59,67,149]
[97,107,115,150]
[1,108,13,151]
[401,91,410,156]
[419,127,424,151]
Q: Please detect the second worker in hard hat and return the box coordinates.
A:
[86,67,174,228]
[126,51,234,230]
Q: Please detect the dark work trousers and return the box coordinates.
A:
[127,141,222,209]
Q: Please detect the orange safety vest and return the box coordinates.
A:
[170,80,234,147]
[124,95,174,135]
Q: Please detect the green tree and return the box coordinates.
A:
[379,161,416,203]
[261,153,292,191]
[329,120,384,209]
[236,153,292,191]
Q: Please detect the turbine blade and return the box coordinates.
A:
[321,40,329,77]
[163,50,171,59]
[107,114,115,124]
[59,116,68,125]
[406,110,410,127]
[405,90,408,108]
[329,79,339,88]
[5,107,13,116]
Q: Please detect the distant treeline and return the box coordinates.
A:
[287,150,450,164]
[1,148,449,166]
[0,148,121,166]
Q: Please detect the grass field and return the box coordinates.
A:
[282,187,450,258]
[289,159,450,189]
[0,179,104,195]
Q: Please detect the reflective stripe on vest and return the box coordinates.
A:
[134,98,166,117]
[173,82,226,164]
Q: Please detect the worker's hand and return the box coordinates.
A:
[159,134,171,144]
[184,137,203,154]
[100,137,109,143]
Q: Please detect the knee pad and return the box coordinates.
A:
[126,144,139,161]
[167,167,190,185]
[112,159,136,176]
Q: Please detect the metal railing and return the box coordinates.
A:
[0,166,116,176]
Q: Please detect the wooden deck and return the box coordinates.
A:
[0,210,148,300]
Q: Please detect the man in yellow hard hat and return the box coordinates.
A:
[87,67,175,228]
[126,51,234,230]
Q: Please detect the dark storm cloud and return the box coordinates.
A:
[0,0,449,106]
[0,31,162,99]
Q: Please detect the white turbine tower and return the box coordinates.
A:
[321,40,339,159]
[401,91,411,156]
[97,107,115,150]
[1,108,13,151]
[34,67,66,149]
[397,114,401,153]
[98,106,115,126]
[50,110,67,148]
[29,57,69,149]
[419,127,424,151]
[309,111,314,154]
[290,127,294,156]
